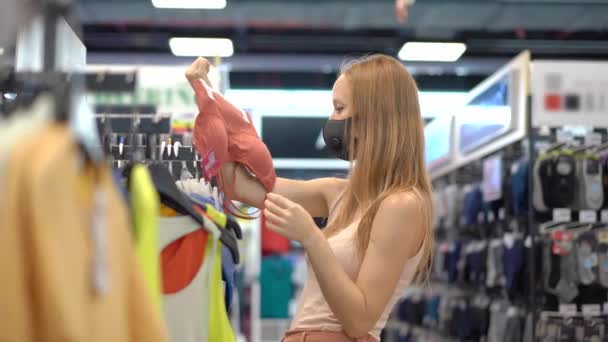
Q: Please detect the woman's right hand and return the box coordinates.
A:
[185,57,212,87]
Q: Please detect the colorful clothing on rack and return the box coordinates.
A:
[0,124,168,342]
[158,207,235,342]
[159,214,213,342]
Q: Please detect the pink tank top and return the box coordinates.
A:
[290,215,424,340]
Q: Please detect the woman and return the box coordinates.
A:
[186,54,433,341]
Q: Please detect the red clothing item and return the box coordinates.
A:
[160,206,221,294]
[192,80,276,213]
[161,229,208,294]
[261,212,290,255]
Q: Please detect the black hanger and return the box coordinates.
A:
[545,141,567,153]
[148,163,240,263]
[200,204,243,239]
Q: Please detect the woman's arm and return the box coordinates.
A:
[222,162,346,217]
[264,192,425,338]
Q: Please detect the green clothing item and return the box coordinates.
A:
[130,165,163,312]
[260,255,294,318]
[208,227,236,342]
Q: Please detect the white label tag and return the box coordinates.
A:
[587,133,603,147]
[499,208,506,220]
[580,210,598,223]
[559,304,578,314]
[488,211,495,223]
[91,189,110,296]
[557,130,574,144]
[511,163,519,175]
[601,210,608,223]
[583,304,601,315]
[553,208,572,222]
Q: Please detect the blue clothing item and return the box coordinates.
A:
[503,238,525,293]
[221,244,236,313]
[465,247,486,285]
[463,186,484,225]
[511,160,529,216]
[189,193,216,209]
[423,295,441,325]
[446,242,462,283]
[112,168,129,204]
[456,302,474,340]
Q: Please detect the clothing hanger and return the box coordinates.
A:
[148,163,240,263]
[0,70,103,164]
[595,142,608,154]
[544,141,567,154]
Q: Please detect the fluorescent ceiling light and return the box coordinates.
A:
[398,42,466,62]
[151,0,226,9]
[169,37,234,57]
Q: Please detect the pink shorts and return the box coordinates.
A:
[281,329,378,342]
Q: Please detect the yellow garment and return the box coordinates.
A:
[130,164,163,312]
[0,124,167,342]
[208,227,236,342]
[205,203,228,228]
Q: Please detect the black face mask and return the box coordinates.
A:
[323,118,353,161]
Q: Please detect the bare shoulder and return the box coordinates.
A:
[371,190,427,256]
[379,190,426,214]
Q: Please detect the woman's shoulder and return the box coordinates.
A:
[372,189,428,242]
[380,188,428,213]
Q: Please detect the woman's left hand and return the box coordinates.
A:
[264,193,323,248]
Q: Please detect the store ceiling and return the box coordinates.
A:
[73,0,608,88]
[5,0,608,89]
[79,0,608,32]
[79,0,608,53]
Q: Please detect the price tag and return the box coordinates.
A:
[580,210,598,223]
[498,208,506,220]
[539,126,551,137]
[559,304,578,314]
[598,231,608,244]
[511,163,520,175]
[537,141,551,153]
[510,220,520,232]
[587,133,603,147]
[488,211,495,223]
[601,210,608,223]
[583,304,601,315]
[553,208,572,222]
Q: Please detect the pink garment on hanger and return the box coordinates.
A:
[192,80,276,213]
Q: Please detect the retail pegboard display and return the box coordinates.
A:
[385,53,608,342]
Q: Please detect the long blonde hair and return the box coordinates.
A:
[324,54,434,282]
